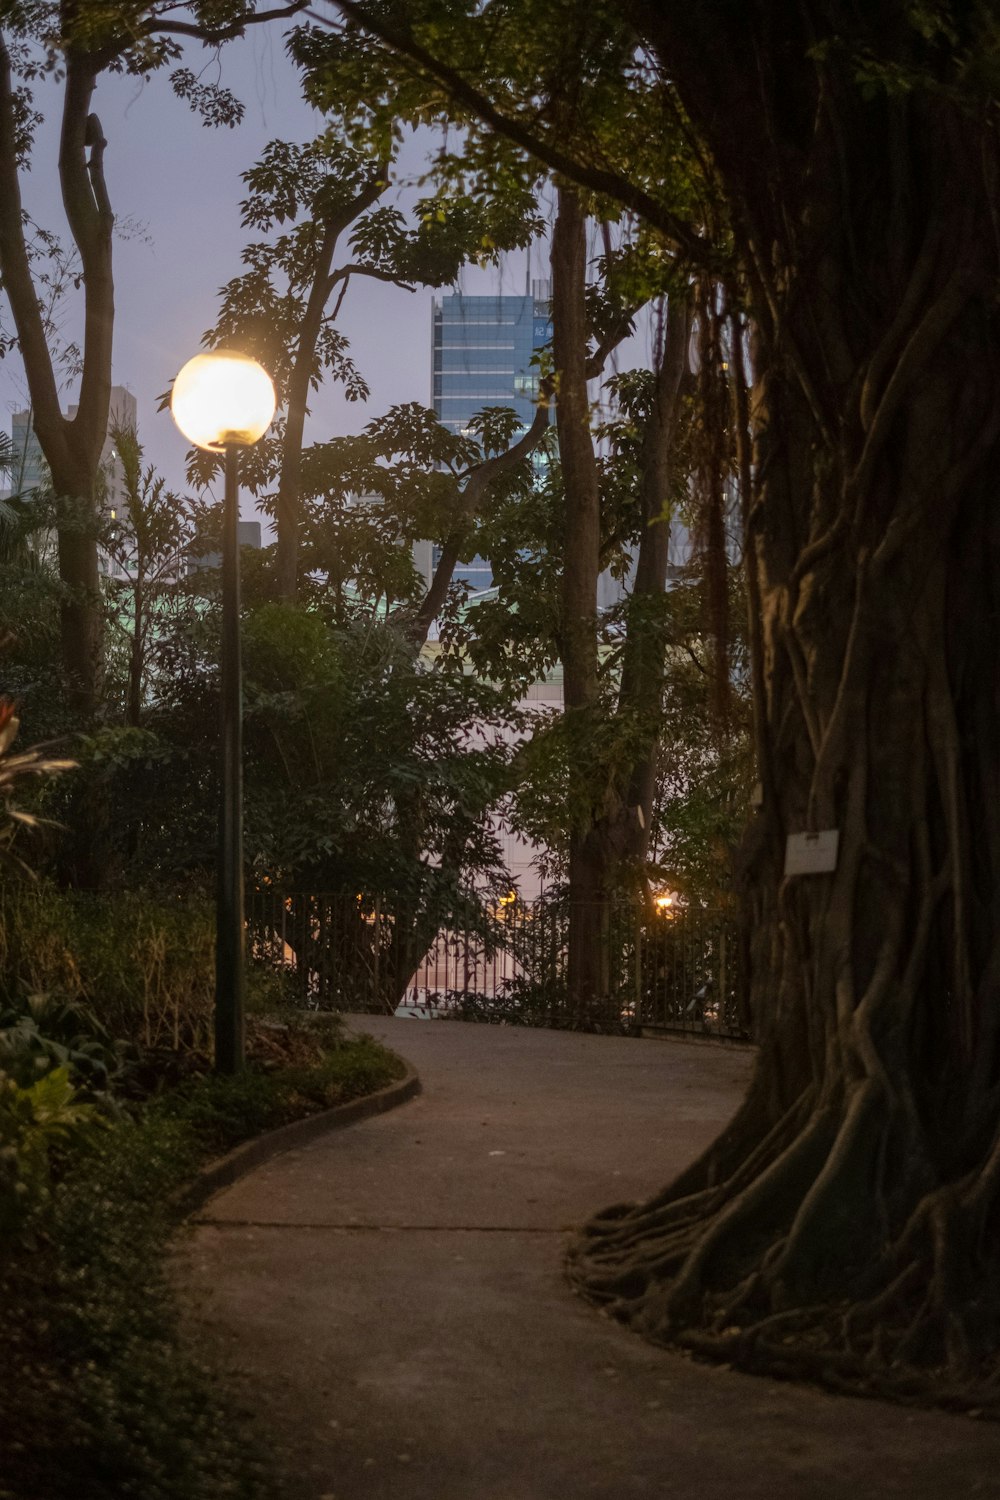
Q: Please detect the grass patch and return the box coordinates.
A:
[151,1027,404,1154]
[0,1026,404,1500]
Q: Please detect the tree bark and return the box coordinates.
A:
[551,186,605,1017]
[603,292,692,870]
[274,169,388,601]
[568,6,1000,1404]
[551,192,691,1020]
[406,388,554,648]
[0,23,112,714]
[127,567,144,729]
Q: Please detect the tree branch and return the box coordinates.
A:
[407,381,554,647]
[617,291,691,709]
[585,303,642,380]
[85,112,112,220]
[0,29,67,472]
[683,642,708,676]
[58,55,114,473]
[58,55,101,254]
[325,262,416,298]
[405,231,649,651]
[313,0,716,267]
[275,160,389,596]
[139,1,310,46]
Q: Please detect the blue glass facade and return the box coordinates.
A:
[431,290,552,592]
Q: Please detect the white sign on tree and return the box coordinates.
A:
[784,830,840,877]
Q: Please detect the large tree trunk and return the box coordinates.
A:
[47,449,107,719]
[582,293,692,888]
[569,10,1000,1404]
[552,187,607,1018]
[0,29,112,715]
[552,195,691,1022]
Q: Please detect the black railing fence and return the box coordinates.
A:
[246,891,750,1041]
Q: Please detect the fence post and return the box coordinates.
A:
[373,895,381,1010]
[719,921,727,1024]
[634,909,642,1032]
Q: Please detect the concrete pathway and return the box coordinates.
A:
[182,1019,1000,1499]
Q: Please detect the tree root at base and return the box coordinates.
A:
[567,1105,1000,1417]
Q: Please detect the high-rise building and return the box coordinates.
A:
[414,285,553,595]
[84,387,137,580]
[8,385,136,507]
[432,284,552,437]
[77,386,137,531]
[8,407,47,496]
[7,386,138,578]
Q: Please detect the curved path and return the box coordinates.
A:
[182,1019,1000,1499]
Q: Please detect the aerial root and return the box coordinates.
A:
[572,1090,816,1290]
[840,1261,922,1342]
[568,1099,1000,1415]
[579,1184,720,1246]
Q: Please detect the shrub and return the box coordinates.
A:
[0,882,215,1052]
[0,882,347,1058]
[0,1109,267,1500]
[0,990,129,1092]
[0,1027,404,1499]
[151,1028,404,1153]
[0,1066,99,1236]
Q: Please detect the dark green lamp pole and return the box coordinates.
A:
[170,350,276,1075]
[215,442,245,1072]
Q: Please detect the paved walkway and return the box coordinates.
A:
[182,1018,1000,1499]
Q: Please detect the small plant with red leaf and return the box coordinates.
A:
[0,695,76,874]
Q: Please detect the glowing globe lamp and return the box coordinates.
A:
[170,349,275,452]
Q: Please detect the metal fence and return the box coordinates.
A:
[246,890,749,1041]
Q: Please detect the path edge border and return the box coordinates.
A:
[178,1063,421,1219]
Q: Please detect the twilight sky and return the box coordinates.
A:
[0,15,650,515]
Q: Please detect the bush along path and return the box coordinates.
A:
[0,1016,405,1500]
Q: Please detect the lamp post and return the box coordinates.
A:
[170,350,275,1074]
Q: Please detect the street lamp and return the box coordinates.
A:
[171,349,275,1073]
